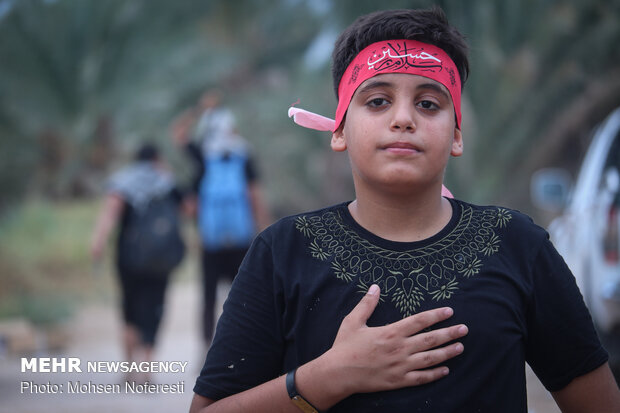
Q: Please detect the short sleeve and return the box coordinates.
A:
[193,234,284,400]
[525,238,608,391]
[106,169,128,198]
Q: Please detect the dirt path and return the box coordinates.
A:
[0,278,560,413]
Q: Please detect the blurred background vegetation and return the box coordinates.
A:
[0,0,619,326]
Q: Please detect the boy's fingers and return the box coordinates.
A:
[403,365,451,387]
[408,324,469,352]
[394,306,456,336]
[400,343,465,387]
[346,284,381,326]
[408,341,465,370]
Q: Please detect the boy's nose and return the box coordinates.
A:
[389,103,416,132]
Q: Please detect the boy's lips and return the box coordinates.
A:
[381,141,422,154]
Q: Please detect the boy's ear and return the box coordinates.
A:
[331,126,347,152]
[451,128,463,157]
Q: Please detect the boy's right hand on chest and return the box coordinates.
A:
[326,284,467,396]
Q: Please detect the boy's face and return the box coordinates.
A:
[331,73,463,195]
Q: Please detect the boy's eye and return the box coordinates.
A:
[417,100,438,110]
[366,97,389,108]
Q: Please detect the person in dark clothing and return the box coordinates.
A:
[91,143,185,381]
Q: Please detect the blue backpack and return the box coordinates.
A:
[198,152,255,251]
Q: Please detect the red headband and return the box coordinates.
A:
[288,39,462,132]
[336,39,461,130]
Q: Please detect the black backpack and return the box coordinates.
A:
[118,194,185,276]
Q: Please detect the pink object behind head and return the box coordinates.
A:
[287,107,335,132]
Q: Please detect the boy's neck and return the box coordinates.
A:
[348,187,453,243]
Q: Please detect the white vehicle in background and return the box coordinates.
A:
[532,107,620,380]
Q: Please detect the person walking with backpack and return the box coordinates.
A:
[91,143,186,382]
[172,90,271,348]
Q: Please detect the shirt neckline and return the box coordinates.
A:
[336,198,462,253]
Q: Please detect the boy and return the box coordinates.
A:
[190,7,620,412]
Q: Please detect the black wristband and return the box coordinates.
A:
[286,368,320,413]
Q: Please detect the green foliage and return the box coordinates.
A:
[0,292,74,326]
[0,0,330,209]
[0,199,105,324]
[0,199,94,264]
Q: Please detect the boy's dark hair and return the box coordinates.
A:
[135,143,159,162]
[331,6,469,98]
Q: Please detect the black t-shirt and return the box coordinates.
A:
[194,199,607,412]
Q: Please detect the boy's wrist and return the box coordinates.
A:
[295,352,352,411]
[286,369,321,412]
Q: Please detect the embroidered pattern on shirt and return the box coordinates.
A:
[295,204,512,317]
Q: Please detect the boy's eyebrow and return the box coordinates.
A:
[356,80,395,94]
[417,82,451,100]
